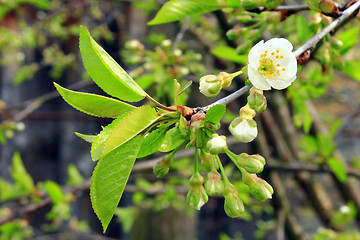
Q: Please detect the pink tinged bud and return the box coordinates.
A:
[187,172,208,210]
[199,75,222,98]
[235,153,266,174]
[242,172,273,201]
[247,87,267,113]
[218,72,233,88]
[319,0,339,15]
[205,171,224,196]
[229,117,258,143]
[206,134,228,155]
[223,184,245,218]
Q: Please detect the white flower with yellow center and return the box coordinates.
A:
[248,38,297,90]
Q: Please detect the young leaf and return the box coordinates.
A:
[205,104,226,124]
[44,181,64,204]
[342,61,360,81]
[137,127,168,158]
[328,157,347,183]
[159,126,187,152]
[75,132,97,143]
[90,136,143,233]
[179,81,192,96]
[101,106,160,158]
[54,83,135,118]
[80,26,146,102]
[211,46,247,64]
[148,0,221,25]
[91,116,125,161]
[9,152,34,194]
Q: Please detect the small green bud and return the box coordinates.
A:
[189,113,209,148]
[330,37,343,49]
[199,75,222,98]
[199,150,218,171]
[205,121,221,133]
[242,171,273,201]
[233,153,266,174]
[187,172,208,210]
[223,184,245,218]
[153,155,173,178]
[206,134,228,155]
[205,171,224,196]
[247,87,267,113]
[179,116,190,136]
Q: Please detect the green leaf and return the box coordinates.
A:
[337,27,359,56]
[91,117,126,161]
[75,132,97,143]
[44,181,64,204]
[9,152,34,194]
[211,46,247,64]
[67,164,84,186]
[205,104,226,124]
[159,126,187,152]
[101,106,160,158]
[179,81,192,95]
[54,83,135,118]
[148,0,221,25]
[342,61,360,81]
[328,157,347,183]
[80,26,146,102]
[91,136,143,233]
[138,127,168,158]
[296,15,312,44]
[136,74,155,90]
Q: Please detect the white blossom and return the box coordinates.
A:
[206,134,228,154]
[247,38,297,90]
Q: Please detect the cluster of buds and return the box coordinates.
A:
[229,104,258,143]
[308,0,339,17]
[199,71,240,98]
[187,172,208,210]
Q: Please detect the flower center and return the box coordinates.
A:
[258,50,286,79]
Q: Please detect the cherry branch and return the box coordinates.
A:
[201,1,360,110]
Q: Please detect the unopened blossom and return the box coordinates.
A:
[229,117,258,143]
[247,38,297,90]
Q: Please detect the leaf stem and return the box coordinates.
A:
[145,95,177,112]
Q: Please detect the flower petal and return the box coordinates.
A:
[264,38,293,52]
[269,75,296,90]
[248,40,264,64]
[248,65,271,90]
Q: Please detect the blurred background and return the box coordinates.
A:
[0,0,360,239]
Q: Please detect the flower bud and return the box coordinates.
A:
[153,155,173,178]
[187,172,208,210]
[205,121,221,133]
[226,27,246,41]
[199,150,218,171]
[205,171,224,196]
[125,39,144,51]
[178,116,190,136]
[229,117,258,143]
[241,0,264,10]
[190,113,208,148]
[265,0,283,10]
[233,153,266,174]
[239,104,256,119]
[206,134,228,155]
[222,184,245,218]
[242,172,273,201]
[319,0,339,16]
[247,87,267,113]
[199,75,222,98]
[218,72,233,88]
